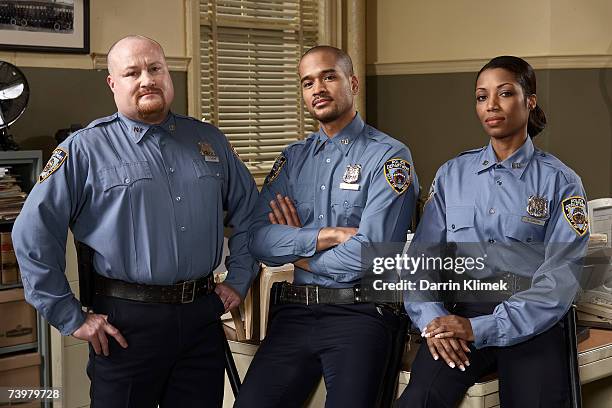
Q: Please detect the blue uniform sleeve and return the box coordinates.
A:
[470,176,589,348]
[12,139,88,336]
[248,148,321,266]
[219,139,260,298]
[306,146,419,283]
[403,164,451,330]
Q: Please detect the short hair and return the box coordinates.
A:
[107,35,165,75]
[300,45,354,76]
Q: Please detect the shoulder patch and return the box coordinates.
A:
[264,155,287,185]
[229,143,241,159]
[39,148,68,183]
[562,196,589,236]
[424,180,435,206]
[384,158,412,194]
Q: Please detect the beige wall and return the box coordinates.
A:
[365,0,612,200]
[367,0,612,66]
[0,0,186,69]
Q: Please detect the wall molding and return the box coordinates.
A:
[367,55,612,76]
[92,53,190,72]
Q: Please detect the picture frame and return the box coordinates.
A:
[0,0,90,54]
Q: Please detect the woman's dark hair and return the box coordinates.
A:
[476,56,547,137]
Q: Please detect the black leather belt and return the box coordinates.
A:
[94,274,215,304]
[271,281,368,306]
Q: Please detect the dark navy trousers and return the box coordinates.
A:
[87,293,227,408]
[234,303,399,408]
[397,304,570,408]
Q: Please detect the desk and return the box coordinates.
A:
[224,330,612,408]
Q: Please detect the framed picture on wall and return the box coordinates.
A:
[0,0,90,54]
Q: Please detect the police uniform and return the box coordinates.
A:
[234,113,419,407]
[399,136,589,407]
[12,112,258,407]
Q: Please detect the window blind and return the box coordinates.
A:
[200,0,318,176]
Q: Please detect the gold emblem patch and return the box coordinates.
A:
[384,158,411,194]
[264,155,286,185]
[38,148,68,183]
[562,196,589,236]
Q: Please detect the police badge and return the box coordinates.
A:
[526,195,548,218]
[198,142,219,162]
[384,158,411,194]
[562,196,589,236]
[264,155,287,185]
[39,148,68,183]
[339,164,361,190]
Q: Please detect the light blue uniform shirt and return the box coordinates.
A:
[12,112,259,335]
[248,113,419,287]
[405,136,589,348]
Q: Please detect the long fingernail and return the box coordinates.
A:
[459,365,465,372]
[448,362,455,368]
[421,331,426,337]
[465,361,470,366]
[434,334,441,338]
[433,355,439,360]
[424,333,431,338]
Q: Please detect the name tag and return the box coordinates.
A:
[339,183,360,191]
[205,155,219,163]
[521,216,545,226]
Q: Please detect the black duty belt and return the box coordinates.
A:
[94,273,215,304]
[271,281,368,306]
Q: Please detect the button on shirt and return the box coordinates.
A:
[12,112,259,335]
[248,114,419,287]
[404,137,589,348]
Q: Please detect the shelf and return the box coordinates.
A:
[0,342,38,356]
[0,282,22,290]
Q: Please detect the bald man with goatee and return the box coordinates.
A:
[12,35,259,407]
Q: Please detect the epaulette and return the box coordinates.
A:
[173,113,200,122]
[67,114,118,141]
[535,149,579,183]
[457,146,485,157]
[86,113,119,128]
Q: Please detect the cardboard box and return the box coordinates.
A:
[0,289,37,348]
[0,232,19,285]
[0,352,41,388]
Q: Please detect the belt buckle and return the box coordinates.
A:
[181,280,196,303]
[305,286,319,306]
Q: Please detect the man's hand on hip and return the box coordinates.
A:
[72,313,128,356]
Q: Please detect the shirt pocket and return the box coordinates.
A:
[99,161,152,191]
[193,159,224,191]
[292,185,314,225]
[502,214,547,244]
[446,206,475,240]
[333,192,367,227]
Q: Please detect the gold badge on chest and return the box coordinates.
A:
[199,142,219,162]
[526,195,548,218]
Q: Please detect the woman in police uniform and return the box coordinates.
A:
[399,56,589,407]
